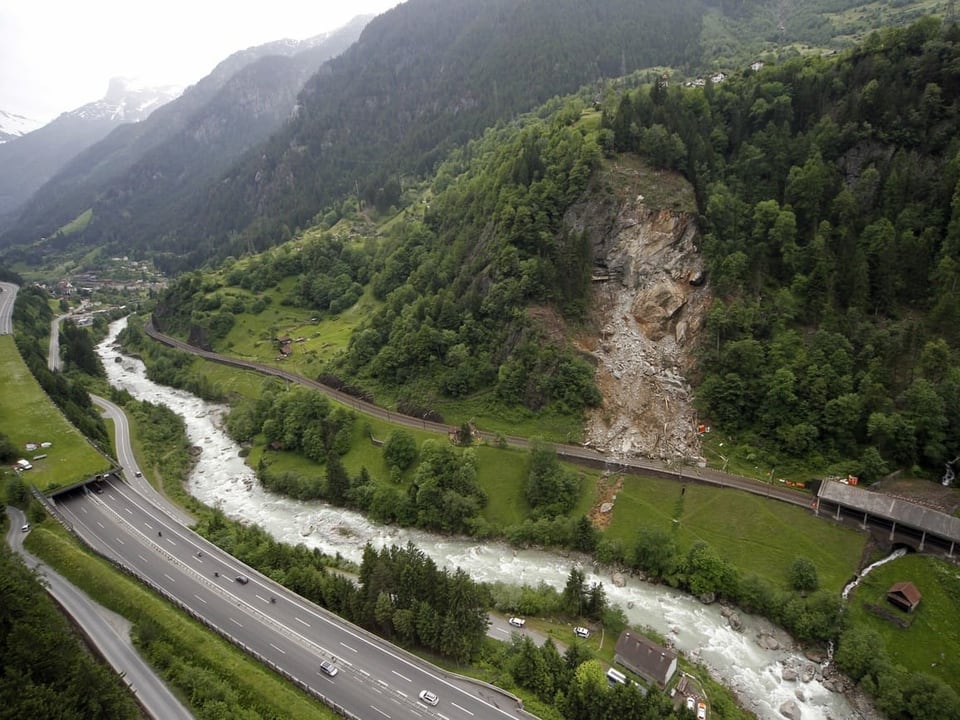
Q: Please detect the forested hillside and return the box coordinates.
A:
[604,17,960,476]
[154,98,605,421]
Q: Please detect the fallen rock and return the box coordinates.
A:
[699,592,716,605]
[779,699,802,720]
[782,667,798,682]
[801,664,816,683]
[611,572,626,587]
[600,502,614,513]
[728,612,743,631]
[758,633,780,650]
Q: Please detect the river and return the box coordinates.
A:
[97,318,867,720]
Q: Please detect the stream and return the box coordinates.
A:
[98,318,871,720]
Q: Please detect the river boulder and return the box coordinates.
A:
[779,699,802,720]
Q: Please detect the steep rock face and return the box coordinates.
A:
[566,162,710,462]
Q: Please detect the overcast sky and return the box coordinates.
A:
[0,0,401,121]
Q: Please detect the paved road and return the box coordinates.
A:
[0,281,17,334]
[5,506,194,720]
[48,313,68,371]
[91,393,195,527]
[52,477,529,720]
[144,319,813,509]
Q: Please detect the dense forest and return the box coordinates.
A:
[0,544,142,719]
[156,17,960,478]
[605,17,960,477]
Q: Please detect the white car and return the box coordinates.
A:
[508,617,526,628]
[319,660,338,677]
[418,690,439,706]
[686,696,695,711]
[574,626,590,638]
[20,524,30,533]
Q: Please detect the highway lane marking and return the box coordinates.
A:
[96,521,105,528]
[269,643,287,655]
[144,522,152,529]
[396,691,407,699]
[98,479,520,720]
[392,670,411,683]
[81,506,88,514]
[164,574,176,583]
[295,616,310,627]
[437,714,450,720]
[193,594,207,604]
[115,537,125,545]
[229,617,243,628]
[137,554,148,563]
[451,703,473,716]
[378,680,389,689]
[256,593,269,603]
[357,668,370,677]
[124,507,133,515]
[370,706,390,718]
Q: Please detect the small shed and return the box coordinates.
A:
[887,581,922,612]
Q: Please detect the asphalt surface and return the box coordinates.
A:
[48,313,68,371]
[0,281,17,334]
[5,506,194,720]
[52,477,529,720]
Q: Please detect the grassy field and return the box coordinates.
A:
[25,522,338,720]
[0,335,110,490]
[846,552,960,688]
[604,473,865,593]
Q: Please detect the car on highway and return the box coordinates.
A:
[319,660,338,677]
[418,690,439,706]
[508,616,526,627]
[235,575,249,584]
[574,626,590,638]
[135,471,142,477]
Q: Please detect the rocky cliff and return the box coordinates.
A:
[566,159,710,463]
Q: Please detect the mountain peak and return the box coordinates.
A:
[66,78,183,124]
[0,109,44,144]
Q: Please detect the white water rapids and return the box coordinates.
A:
[97,318,871,720]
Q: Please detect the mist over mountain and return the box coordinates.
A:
[0,0,705,271]
[0,78,181,226]
[0,16,370,253]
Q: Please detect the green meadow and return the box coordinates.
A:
[0,336,110,490]
[605,473,864,593]
[845,552,960,688]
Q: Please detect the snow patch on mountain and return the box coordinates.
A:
[0,110,44,143]
[65,77,182,123]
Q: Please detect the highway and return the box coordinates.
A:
[53,478,527,720]
[5,506,194,720]
[0,281,17,334]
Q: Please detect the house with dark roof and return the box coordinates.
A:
[887,581,922,612]
[614,631,677,688]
